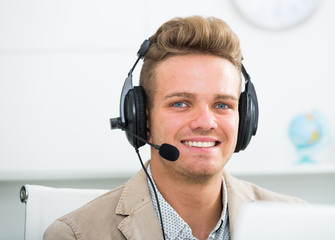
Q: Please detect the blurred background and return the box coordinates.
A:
[1,0,334,239]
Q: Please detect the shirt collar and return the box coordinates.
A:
[146,163,228,240]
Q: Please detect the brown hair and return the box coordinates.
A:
[139,16,242,110]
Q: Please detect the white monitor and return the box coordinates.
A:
[234,201,335,240]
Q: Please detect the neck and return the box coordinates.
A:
[150,159,224,240]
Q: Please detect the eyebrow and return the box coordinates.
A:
[163,92,238,101]
[163,92,196,100]
[213,94,239,101]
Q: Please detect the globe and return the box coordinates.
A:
[289,112,324,163]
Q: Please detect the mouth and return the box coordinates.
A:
[181,140,220,148]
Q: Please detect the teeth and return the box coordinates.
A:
[183,141,216,148]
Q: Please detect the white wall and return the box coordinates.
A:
[1,0,335,239]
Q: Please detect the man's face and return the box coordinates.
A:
[148,54,240,182]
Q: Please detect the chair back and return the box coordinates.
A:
[20,184,109,240]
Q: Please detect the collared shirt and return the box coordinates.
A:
[147,164,230,240]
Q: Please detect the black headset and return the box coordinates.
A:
[111,39,259,153]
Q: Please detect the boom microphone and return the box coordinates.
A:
[158,144,180,162]
[110,118,179,161]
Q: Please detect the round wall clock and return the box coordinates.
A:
[233,0,320,30]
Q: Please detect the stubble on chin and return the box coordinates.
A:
[158,154,227,185]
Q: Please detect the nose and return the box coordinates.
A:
[189,105,218,132]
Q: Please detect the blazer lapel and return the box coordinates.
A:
[223,171,255,239]
[116,165,163,240]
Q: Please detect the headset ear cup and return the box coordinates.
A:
[235,89,258,152]
[124,87,147,148]
[124,89,136,147]
[133,86,147,147]
[235,65,259,153]
[235,92,248,152]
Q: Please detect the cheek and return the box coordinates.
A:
[147,110,168,141]
[220,114,239,139]
[149,111,184,141]
[232,115,240,141]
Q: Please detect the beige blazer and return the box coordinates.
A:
[44,166,305,240]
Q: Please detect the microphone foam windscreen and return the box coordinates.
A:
[159,144,179,161]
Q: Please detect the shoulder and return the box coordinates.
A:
[43,185,126,240]
[44,167,151,240]
[223,171,306,204]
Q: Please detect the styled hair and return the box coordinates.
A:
[139,16,242,110]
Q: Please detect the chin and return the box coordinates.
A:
[182,156,226,176]
[180,167,223,183]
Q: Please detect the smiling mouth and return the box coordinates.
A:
[182,141,220,148]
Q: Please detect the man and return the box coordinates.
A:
[44,16,305,240]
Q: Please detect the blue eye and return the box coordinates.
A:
[173,102,187,108]
[215,103,228,109]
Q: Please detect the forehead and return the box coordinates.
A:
[154,54,241,98]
